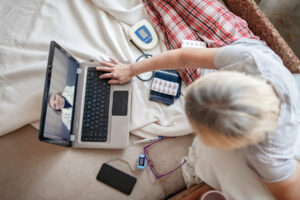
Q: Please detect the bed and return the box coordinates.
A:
[0,0,194,199]
[1,0,300,200]
[0,125,194,200]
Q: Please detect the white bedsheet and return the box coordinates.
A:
[0,0,193,138]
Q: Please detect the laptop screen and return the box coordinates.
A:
[39,42,79,146]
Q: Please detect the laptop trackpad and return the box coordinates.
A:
[112,91,128,116]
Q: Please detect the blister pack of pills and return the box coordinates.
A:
[151,77,179,96]
[149,70,181,105]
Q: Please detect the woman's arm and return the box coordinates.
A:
[96,47,218,84]
[264,162,300,200]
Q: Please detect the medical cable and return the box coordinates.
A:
[105,158,137,173]
[130,39,154,82]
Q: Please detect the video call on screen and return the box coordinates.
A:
[43,47,78,144]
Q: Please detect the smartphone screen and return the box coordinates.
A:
[96,163,137,195]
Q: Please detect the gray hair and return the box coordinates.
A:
[185,71,280,145]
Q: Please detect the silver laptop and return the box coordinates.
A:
[39,41,131,149]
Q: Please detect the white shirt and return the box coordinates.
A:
[214,38,300,182]
[61,85,75,130]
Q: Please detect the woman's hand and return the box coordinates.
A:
[96,58,135,84]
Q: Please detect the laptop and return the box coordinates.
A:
[39,41,131,149]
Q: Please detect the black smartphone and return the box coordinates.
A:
[96,163,137,195]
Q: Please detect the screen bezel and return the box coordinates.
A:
[38,41,80,147]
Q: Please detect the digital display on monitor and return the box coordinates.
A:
[138,28,148,39]
[43,47,78,145]
[139,157,145,166]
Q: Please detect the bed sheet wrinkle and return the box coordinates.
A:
[91,0,148,25]
[68,0,105,50]
[0,0,45,42]
[99,17,129,61]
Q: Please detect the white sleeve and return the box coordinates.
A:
[62,86,75,106]
[241,145,297,183]
[214,44,260,75]
[61,109,72,130]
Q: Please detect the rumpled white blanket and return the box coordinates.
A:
[0,0,193,138]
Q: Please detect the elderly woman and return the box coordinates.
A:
[96,42,299,199]
[96,2,299,200]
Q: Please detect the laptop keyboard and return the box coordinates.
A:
[81,67,110,142]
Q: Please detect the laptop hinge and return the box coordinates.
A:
[77,68,82,74]
[70,135,75,142]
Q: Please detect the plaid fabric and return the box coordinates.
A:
[142,0,261,85]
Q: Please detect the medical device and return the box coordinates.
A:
[137,154,147,170]
[133,136,163,144]
[129,19,158,50]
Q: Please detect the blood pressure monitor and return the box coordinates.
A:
[129,19,158,50]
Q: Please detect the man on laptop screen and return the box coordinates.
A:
[43,47,77,145]
[39,41,131,149]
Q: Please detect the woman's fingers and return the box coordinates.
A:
[108,79,120,84]
[99,73,115,79]
[100,74,124,84]
[96,58,131,85]
[96,66,113,72]
[109,57,119,64]
[99,61,115,68]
